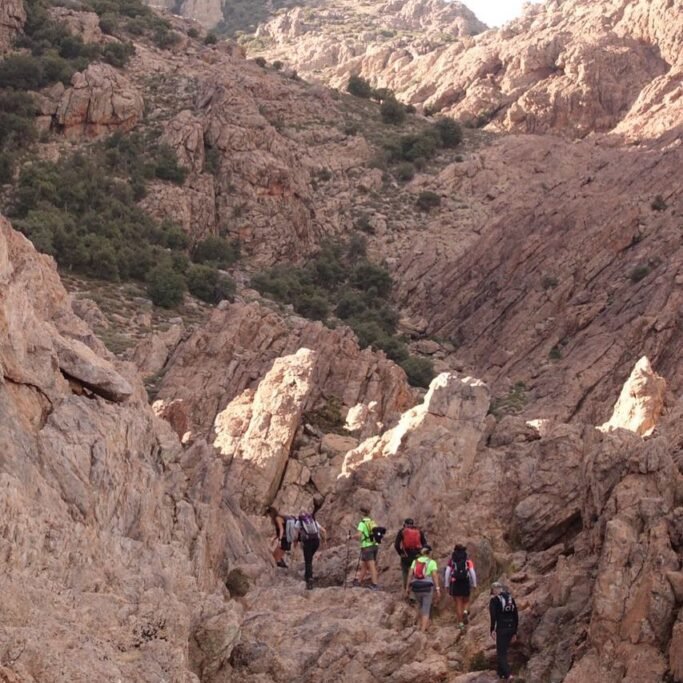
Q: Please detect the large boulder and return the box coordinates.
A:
[216,348,316,512]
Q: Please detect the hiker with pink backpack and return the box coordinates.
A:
[444,543,478,630]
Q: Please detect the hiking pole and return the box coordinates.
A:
[343,530,351,589]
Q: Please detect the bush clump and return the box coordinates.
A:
[251,239,434,387]
[147,264,185,308]
[380,97,406,125]
[192,235,240,268]
[186,264,235,303]
[154,144,188,184]
[416,191,441,212]
[433,116,463,147]
[7,132,238,307]
[347,74,373,99]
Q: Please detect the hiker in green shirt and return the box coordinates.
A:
[352,505,380,590]
[406,545,442,631]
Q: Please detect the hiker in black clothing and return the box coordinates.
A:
[294,512,327,590]
[489,582,519,681]
[393,518,427,590]
[266,506,291,568]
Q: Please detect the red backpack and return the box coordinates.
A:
[413,559,427,580]
[403,527,422,553]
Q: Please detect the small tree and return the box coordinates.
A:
[147,264,185,308]
[400,356,435,388]
[434,117,463,148]
[347,74,373,99]
[192,235,239,268]
[416,191,441,212]
[381,97,406,125]
[154,144,188,184]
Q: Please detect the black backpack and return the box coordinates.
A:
[451,549,469,583]
[498,592,518,629]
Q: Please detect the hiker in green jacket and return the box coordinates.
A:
[406,545,441,631]
[352,505,380,590]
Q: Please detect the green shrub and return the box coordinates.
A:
[354,213,373,234]
[541,275,558,290]
[380,97,406,125]
[203,145,220,175]
[399,356,434,388]
[416,191,441,212]
[272,60,283,70]
[254,56,267,67]
[0,55,46,90]
[347,74,373,99]
[186,264,235,303]
[192,235,239,268]
[350,262,392,297]
[630,264,651,283]
[434,117,463,148]
[0,152,14,183]
[651,195,667,211]
[549,345,562,360]
[187,27,199,38]
[405,103,416,114]
[395,162,415,182]
[147,264,185,307]
[153,27,180,49]
[154,144,188,184]
[101,41,135,67]
[204,32,218,45]
[371,87,394,102]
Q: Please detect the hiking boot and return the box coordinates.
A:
[457,622,465,631]
[276,560,288,568]
[368,583,380,591]
[463,610,469,625]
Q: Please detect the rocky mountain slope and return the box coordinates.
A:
[252,0,682,137]
[0,0,682,680]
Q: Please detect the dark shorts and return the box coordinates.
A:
[280,537,291,551]
[360,546,378,562]
[450,579,471,597]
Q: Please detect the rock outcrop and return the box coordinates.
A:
[216,348,316,512]
[156,300,414,437]
[0,214,268,680]
[0,0,25,53]
[600,356,666,436]
[56,64,145,139]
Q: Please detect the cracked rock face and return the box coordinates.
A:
[56,64,144,139]
[0,0,25,52]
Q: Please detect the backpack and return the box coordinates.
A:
[450,550,469,583]
[410,558,433,592]
[361,518,386,545]
[413,559,427,580]
[402,527,422,553]
[498,592,518,630]
[284,516,298,543]
[298,514,319,541]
